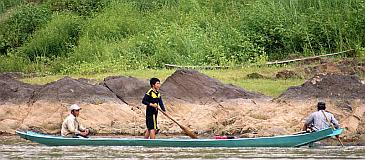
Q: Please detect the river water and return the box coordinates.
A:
[1,136,364,159]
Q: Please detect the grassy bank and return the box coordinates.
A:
[1,0,365,75]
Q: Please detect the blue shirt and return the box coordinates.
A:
[305,110,340,130]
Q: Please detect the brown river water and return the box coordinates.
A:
[0,136,364,159]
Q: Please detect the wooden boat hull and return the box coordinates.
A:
[16,128,342,147]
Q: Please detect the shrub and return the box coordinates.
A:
[82,2,145,41]
[0,0,24,14]
[0,4,51,55]
[0,54,30,72]
[46,0,109,16]
[126,0,179,12]
[20,13,82,60]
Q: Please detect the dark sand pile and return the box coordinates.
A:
[161,69,267,104]
[32,77,121,104]
[101,76,149,105]
[278,73,365,100]
[0,74,40,104]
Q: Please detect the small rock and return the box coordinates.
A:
[246,73,265,79]
[276,70,301,79]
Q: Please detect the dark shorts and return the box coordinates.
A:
[146,112,158,130]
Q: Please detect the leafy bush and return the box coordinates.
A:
[237,0,365,60]
[126,0,179,12]
[82,2,146,41]
[0,54,30,72]
[20,13,82,60]
[0,4,51,55]
[0,0,24,14]
[47,0,109,16]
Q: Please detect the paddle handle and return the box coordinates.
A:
[157,108,180,126]
[321,110,344,147]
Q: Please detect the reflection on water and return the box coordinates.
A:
[1,136,364,159]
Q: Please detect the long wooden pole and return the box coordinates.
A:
[157,108,198,139]
[321,110,344,147]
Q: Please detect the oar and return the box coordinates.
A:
[321,110,344,147]
[157,108,198,139]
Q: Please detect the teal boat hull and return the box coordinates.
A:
[16,128,342,147]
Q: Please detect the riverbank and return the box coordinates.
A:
[1,58,365,145]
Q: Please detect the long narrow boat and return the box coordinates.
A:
[16,128,343,147]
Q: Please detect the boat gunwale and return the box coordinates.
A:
[16,128,341,142]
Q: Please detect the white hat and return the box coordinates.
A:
[69,104,81,111]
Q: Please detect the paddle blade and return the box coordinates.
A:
[180,125,198,139]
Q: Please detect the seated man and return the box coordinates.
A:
[303,102,340,131]
[61,104,89,138]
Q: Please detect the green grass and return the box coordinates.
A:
[231,79,304,97]
[201,66,305,96]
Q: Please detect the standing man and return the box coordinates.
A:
[61,104,89,138]
[142,78,166,139]
[303,102,340,131]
